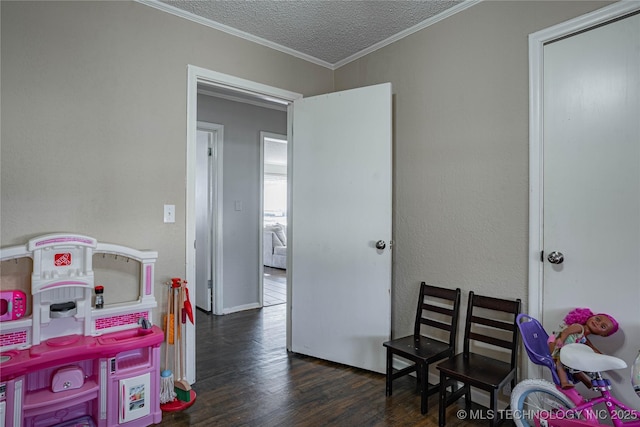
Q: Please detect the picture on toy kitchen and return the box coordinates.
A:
[0,234,165,427]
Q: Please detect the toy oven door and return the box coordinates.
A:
[119,373,150,423]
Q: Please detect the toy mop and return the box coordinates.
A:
[160,283,177,405]
[160,278,196,412]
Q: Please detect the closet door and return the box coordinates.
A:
[541,11,640,408]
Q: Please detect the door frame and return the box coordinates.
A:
[259,131,288,307]
[186,65,302,384]
[195,121,224,314]
[527,1,639,379]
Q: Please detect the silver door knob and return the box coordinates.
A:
[375,240,386,250]
[547,251,564,264]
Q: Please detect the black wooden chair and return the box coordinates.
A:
[383,283,461,414]
[436,291,521,427]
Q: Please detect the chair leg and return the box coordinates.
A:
[489,390,498,427]
[464,384,471,409]
[385,349,393,396]
[438,372,446,427]
[420,362,428,415]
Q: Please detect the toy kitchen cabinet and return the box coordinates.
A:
[0,234,164,427]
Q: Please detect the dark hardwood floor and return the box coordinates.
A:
[158,304,515,426]
[263,267,286,307]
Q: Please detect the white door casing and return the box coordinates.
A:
[186,66,301,385]
[290,83,393,373]
[529,4,640,408]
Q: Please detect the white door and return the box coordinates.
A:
[195,123,223,313]
[291,83,392,373]
[195,128,213,312]
[542,12,640,408]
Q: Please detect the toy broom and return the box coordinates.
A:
[174,279,191,402]
[160,283,176,404]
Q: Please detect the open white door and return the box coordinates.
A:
[291,83,392,373]
[195,128,212,312]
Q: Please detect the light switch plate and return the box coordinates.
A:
[164,204,175,223]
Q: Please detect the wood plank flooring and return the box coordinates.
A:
[263,267,286,307]
[157,304,516,426]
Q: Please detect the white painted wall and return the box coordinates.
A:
[197,95,286,311]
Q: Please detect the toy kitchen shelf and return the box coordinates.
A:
[0,234,163,427]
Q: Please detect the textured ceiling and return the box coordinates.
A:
[153,0,467,67]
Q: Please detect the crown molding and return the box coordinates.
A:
[333,0,482,69]
[136,0,334,69]
[137,0,481,71]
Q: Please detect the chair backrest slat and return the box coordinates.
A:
[422,303,454,317]
[420,318,453,332]
[424,285,458,299]
[463,291,522,368]
[472,293,520,312]
[467,332,513,350]
[413,282,462,349]
[469,315,515,332]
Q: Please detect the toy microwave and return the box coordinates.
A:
[0,290,27,321]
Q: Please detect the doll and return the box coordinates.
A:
[548,307,619,389]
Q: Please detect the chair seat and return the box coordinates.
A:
[384,336,451,362]
[437,352,515,391]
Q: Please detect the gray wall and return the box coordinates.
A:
[0,1,332,317]
[334,0,612,339]
[197,95,286,310]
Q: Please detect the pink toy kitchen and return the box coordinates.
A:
[0,234,164,427]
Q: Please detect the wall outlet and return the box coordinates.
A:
[164,204,175,223]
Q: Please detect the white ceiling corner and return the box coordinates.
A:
[139,0,479,70]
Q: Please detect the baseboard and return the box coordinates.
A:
[221,302,261,314]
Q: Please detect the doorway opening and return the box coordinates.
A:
[261,133,288,307]
[186,66,300,384]
[187,66,393,383]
